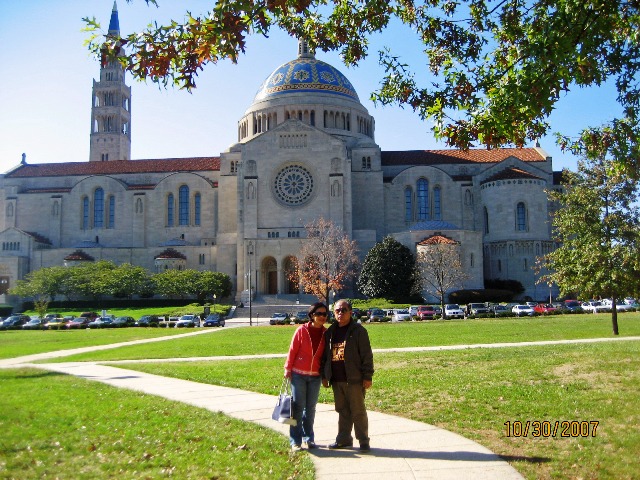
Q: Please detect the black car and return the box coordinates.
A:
[203,314,225,327]
[135,315,160,327]
[0,314,31,330]
[112,316,135,327]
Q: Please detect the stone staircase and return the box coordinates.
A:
[232,294,318,321]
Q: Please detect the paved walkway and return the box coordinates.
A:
[6,331,638,479]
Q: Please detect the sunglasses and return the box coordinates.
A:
[334,308,349,313]
[313,312,328,317]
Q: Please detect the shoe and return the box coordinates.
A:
[359,443,370,452]
[328,441,353,449]
[304,441,318,449]
[291,444,302,452]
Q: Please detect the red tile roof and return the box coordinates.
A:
[64,250,95,261]
[382,148,546,166]
[154,248,187,260]
[5,157,220,178]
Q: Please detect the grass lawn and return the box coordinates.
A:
[0,368,312,480]
[2,313,639,479]
[37,312,640,363]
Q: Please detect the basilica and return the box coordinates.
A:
[0,4,560,306]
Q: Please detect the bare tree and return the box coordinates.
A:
[416,236,469,315]
[292,217,359,303]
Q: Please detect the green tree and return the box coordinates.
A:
[357,236,417,301]
[195,271,232,303]
[104,263,152,298]
[86,1,640,171]
[9,266,68,302]
[538,156,640,335]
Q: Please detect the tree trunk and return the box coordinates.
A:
[611,297,620,335]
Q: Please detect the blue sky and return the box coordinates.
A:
[0,1,620,173]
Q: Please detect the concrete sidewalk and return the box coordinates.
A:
[19,360,523,480]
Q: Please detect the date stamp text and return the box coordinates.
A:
[504,420,599,437]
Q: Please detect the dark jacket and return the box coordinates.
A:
[321,319,374,384]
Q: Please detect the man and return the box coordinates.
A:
[321,299,374,452]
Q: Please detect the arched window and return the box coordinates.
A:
[516,202,527,231]
[179,186,189,226]
[82,197,89,230]
[404,187,413,222]
[94,188,104,228]
[433,186,441,220]
[167,193,174,227]
[194,193,201,226]
[483,206,489,234]
[417,178,429,220]
[108,195,115,228]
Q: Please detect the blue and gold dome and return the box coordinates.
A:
[253,41,359,102]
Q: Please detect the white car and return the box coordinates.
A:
[512,305,535,317]
[581,301,610,313]
[392,309,412,322]
[174,314,200,328]
[444,304,464,319]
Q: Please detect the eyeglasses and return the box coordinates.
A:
[334,308,349,313]
[313,312,328,317]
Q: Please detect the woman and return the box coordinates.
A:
[284,302,328,451]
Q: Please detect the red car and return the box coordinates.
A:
[533,304,557,314]
[417,305,436,320]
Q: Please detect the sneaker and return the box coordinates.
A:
[359,443,370,452]
[304,441,318,449]
[291,444,302,452]
[328,441,353,449]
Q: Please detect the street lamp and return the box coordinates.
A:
[213,294,217,313]
[247,241,254,326]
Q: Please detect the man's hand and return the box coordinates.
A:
[363,379,372,389]
[322,379,329,388]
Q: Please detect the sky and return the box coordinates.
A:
[0,1,621,174]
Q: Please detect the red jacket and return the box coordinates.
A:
[284,322,326,376]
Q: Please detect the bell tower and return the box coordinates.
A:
[89,1,131,162]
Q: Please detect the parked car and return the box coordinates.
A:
[417,305,436,320]
[294,311,309,324]
[533,303,557,314]
[112,316,136,327]
[269,313,290,325]
[444,304,464,319]
[79,311,99,322]
[563,300,583,312]
[87,317,115,328]
[203,313,226,327]
[44,316,67,330]
[408,306,420,317]
[392,309,412,322]
[492,305,509,315]
[613,301,634,312]
[135,315,160,327]
[44,313,63,322]
[368,308,386,322]
[1,315,31,330]
[512,304,535,317]
[581,301,610,313]
[66,316,93,329]
[351,308,363,319]
[22,318,45,330]
[175,314,200,328]
[466,303,490,316]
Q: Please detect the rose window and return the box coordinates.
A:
[274,165,314,206]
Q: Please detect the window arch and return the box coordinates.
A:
[194,193,201,226]
[179,186,189,226]
[417,178,429,220]
[404,187,413,222]
[516,202,527,231]
[82,197,90,230]
[108,195,115,228]
[483,206,489,234]
[93,188,104,228]
[433,186,441,220]
[167,193,174,227]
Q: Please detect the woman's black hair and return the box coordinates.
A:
[308,301,328,319]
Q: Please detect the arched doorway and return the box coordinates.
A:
[262,256,278,295]
[283,256,299,294]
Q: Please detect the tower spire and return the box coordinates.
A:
[89,1,131,162]
[297,38,314,59]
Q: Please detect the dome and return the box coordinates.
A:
[253,41,359,103]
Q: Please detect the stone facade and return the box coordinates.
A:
[0,7,561,306]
